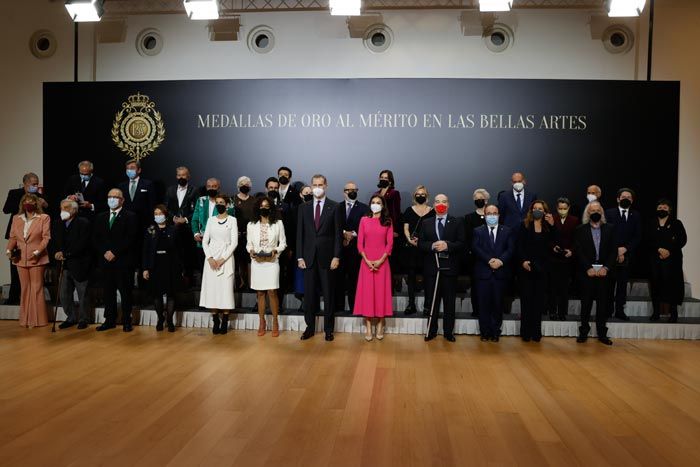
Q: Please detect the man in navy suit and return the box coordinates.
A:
[297,174,342,341]
[63,160,107,219]
[335,181,369,312]
[604,188,642,321]
[118,159,156,232]
[471,204,516,342]
[419,194,466,342]
[496,172,537,229]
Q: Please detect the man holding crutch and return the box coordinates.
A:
[419,194,465,342]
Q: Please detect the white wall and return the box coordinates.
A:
[0,0,697,293]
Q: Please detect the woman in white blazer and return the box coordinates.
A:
[200,194,238,335]
[247,196,286,337]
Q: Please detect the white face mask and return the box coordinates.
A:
[60,210,71,221]
[586,194,597,203]
[312,187,325,198]
[154,215,166,224]
[513,182,524,192]
[370,203,383,213]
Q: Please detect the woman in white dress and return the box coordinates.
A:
[199,194,238,335]
[247,196,286,337]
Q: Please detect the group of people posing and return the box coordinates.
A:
[3,163,687,345]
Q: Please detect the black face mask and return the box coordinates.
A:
[278,176,289,185]
[656,210,669,219]
[589,212,602,223]
[347,191,358,201]
[260,207,271,217]
[215,204,227,214]
[268,190,279,200]
[619,198,632,209]
[207,189,218,198]
[303,194,313,202]
[377,179,390,189]
[414,195,427,205]
[239,185,250,194]
[474,199,486,208]
[177,178,188,187]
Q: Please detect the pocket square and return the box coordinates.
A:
[140,189,147,192]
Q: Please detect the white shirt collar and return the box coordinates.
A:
[513,188,524,198]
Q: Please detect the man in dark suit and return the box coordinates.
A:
[297,174,341,341]
[164,166,197,281]
[92,188,139,332]
[53,199,92,329]
[471,204,516,342]
[63,160,107,219]
[118,159,156,231]
[604,188,642,321]
[335,181,369,312]
[278,167,300,293]
[419,194,466,342]
[278,166,301,209]
[574,201,617,345]
[496,171,537,229]
[2,172,48,305]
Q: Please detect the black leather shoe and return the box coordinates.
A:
[533,337,541,343]
[156,320,164,331]
[522,337,531,342]
[598,337,613,346]
[480,336,489,342]
[96,322,116,331]
[404,305,416,315]
[424,334,437,342]
[576,335,587,343]
[77,322,88,330]
[490,336,499,342]
[300,330,314,340]
[58,321,75,330]
[123,323,133,332]
[444,335,456,342]
[325,333,334,342]
[614,312,630,321]
[167,323,175,332]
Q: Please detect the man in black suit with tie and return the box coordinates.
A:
[496,172,537,230]
[604,188,642,321]
[53,199,92,329]
[278,166,300,293]
[335,181,369,312]
[297,174,341,341]
[471,204,516,342]
[63,160,107,219]
[118,159,156,231]
[2,172,48,305]
[419,194,466,342]
[164,166,197,281]
[574,201,616,345]
[93,188,139,332]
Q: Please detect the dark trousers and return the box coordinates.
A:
[476,277,506,338]
[102,266,134,325]
[425,273,457,337]
[549,260,573,318]
[303,264,335,334]
[175,224,197,279]
[609,262,630,316]
[519,271,546,339]
[335,247,361,312]
[7,263,20,302]
[580,275,610,337]
[60,269,90,324]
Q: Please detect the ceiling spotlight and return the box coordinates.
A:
[479,0,512,12]
[607,0,646,17]
[184,0,220,20]
[330,0,361,16]
[64,0,104,22]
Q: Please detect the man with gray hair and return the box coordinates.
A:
[52,199,92,329]
[63,160,107,219]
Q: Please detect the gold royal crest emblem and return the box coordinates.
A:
[111,92,165,161]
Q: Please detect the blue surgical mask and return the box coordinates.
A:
[485,214,499,226]
[126,169,137,180]
[27,185,39,194]
[107,197,120,210]
[80,174,91,182]
[154,214,166,224]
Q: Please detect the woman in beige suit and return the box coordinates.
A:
[247,196,286,337]
[5,193,51,327]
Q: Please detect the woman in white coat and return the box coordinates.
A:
[200,194,238,335]
[247,196,286,337]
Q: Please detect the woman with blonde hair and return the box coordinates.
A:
[401,185,434,315]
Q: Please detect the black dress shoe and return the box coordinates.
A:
[532,337,541,343]
[522,336,531,342]
[325,333,334,342]
[77,322,88,330]
[404,305,416,315]
[444,334,456,342]
[490,336,499,342]
[167,323,176,332]
[480,336,489,342]
[424,334,437,342]
[598,337,613,346]
[123,324,134,332]
[155,321,164,331]
[58,321,75,330]
[614,312,630,321]
[576,335,587,343]
[300,330,314,340]
[96,322,116,331]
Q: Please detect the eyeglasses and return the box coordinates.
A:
[344,189,358,193]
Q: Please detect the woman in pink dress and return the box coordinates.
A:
[353,195,394,341]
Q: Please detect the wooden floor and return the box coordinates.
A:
[1,323,700,467]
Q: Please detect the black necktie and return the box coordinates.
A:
[622,209,627,221]
[490,227,496,246]
[81,180,87,192]
[516,193,522,211]
[437,218,445,240]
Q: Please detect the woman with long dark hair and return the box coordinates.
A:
[374,169,402,292]
[353,195,394,341]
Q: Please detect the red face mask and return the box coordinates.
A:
[435,204,448,215]
[23,203,36,213]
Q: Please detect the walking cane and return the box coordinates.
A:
[51,260,65,333]
[425,252,442,338]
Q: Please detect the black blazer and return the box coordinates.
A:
[336,200,369,250]
[51,216,92,282]
[3,188,25,240]
[418,215,466,276]
[164,184,197,221]
[280,183,301,208]
[296,198,341,268]
[497,189,538,229]
[142,224,182,271]
[118,177,157,227]
[604,207,642,256]
[573,223,617,276]
[63,174,107,217]
[471,224,516,280]
[92,209,139,269]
